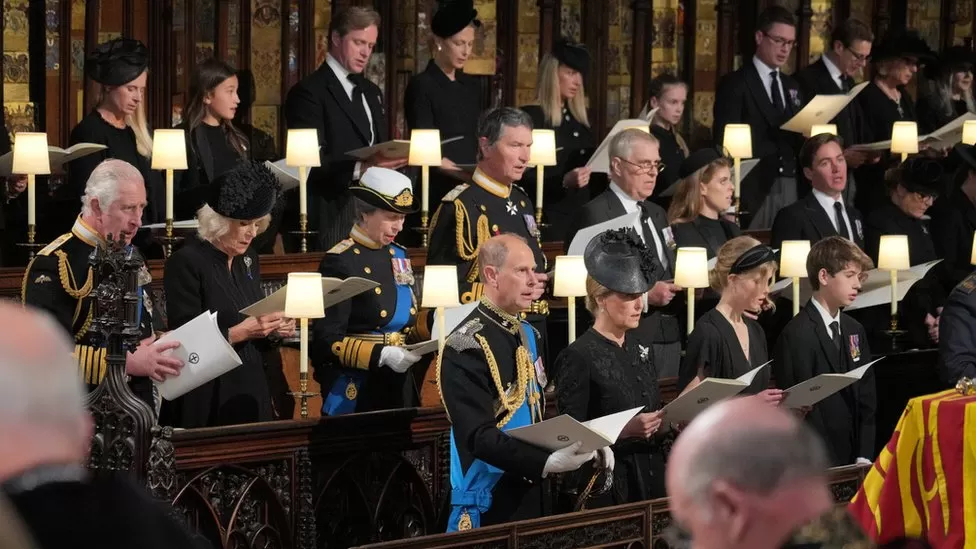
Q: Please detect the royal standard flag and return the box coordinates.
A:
[848,389,976,546]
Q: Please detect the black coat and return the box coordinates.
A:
[929,188,976,288]
[770,192,866,251]
[853,82,916,214]
[773,300,877,465]
[649,123,687,201]
[713,61,805,215]
[939,271,976,384]
[554,328,666,506]
[670,215,742,259]
[173,122,247,220]
[161,237,278,428]
[794,58,863,149]
[679,308,770,394]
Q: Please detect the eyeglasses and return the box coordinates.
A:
[844,46,870,63]
[620,158,666,174]
[763,32,796,49]
[913,191,937,202]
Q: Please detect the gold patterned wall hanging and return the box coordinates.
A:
[652,0,680,78]
[848,0,873,31]
[692,0,717,144]
[4,0,32,133]
[808,0,833,64]
[606,0,632,128]
[560,0,581,42]
[515,0,539,108]
[464,0,496,75]
[251,0,283,149]
[196,0,216,64]
[907,3,941,55]
[314,0,331,67]
[955,0,974,45]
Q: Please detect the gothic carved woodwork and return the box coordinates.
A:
[716,0,736,78]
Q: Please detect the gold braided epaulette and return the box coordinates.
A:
[55,249,93,300]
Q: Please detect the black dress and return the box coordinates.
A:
[649,123,686,203]
[161,237,277,428]
[678,308,770,394]
[670,215,742,259]
[521,103,597,240]
[929,188,976,287]
[853,82,916,215]
[174,122,245,220]
[554,328,666,507]
[916,93,968,135]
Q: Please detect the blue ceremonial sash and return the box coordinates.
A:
[446,321,541,532]
[323,245,415,416]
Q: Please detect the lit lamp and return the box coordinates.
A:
[529,129,557,223]
[151,129,188,257]
[422,265,461,355]
[553,255,587,344]
[284,272,325,419]
[970,232,976,265]
[674,247,710,335]
[722,124,752,218]
[285,129,322,253]
[890,121,918,162]
[12,133,51,258]
[408,129,442,248]
[780,240,811,316]
[809,124,837,137]
[964,120,976,146]
[877,235,910,346]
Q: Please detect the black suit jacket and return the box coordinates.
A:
[770,192,866,251]
[773,300,876,465]
[284,60,389,201]
[794,58,862,148]
[713,60,804,214]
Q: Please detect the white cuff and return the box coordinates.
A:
[353,161,364,181]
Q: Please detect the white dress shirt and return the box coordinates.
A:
[326,54,374,179]
[810,295,842,339]
[811,188,854,240]
[820,53,846,92]
[752,56,787,106]
[609,182,669,270]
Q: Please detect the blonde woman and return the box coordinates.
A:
[667,148,741,258]
[522,38,595,238]
[677,236,784,405]
[69,38,159,224]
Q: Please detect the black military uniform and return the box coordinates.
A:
[521,39,597,239]
[439,299,549,530]
[21,217,156,404]
[427,168,549,316]
[312,218,427,416]
[939,271,976,385]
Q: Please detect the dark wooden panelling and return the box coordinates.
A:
[629,0,654,116]
[581,0,608,139]
[498,0,520,107]
[796,0,813,70]
[538,0,557,56]
[942,0,957,49]
[83,0,100,112]
[716,0,736,78]
[148,1,175,132]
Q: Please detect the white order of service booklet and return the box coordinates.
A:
[153,311,242,400]
[660,360,772,424]
[780,357,882,408]
[506,406,645,454]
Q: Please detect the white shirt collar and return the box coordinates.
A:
[326,53,351,81]
[812,187,844,213]
[609,181,639,211]
[753,56,779,79]
[810,296,841,334]
[821,53,845,85]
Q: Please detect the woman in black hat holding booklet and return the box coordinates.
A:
[553,228,668,509]
[162,161,294,429]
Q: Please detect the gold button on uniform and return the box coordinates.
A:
[364,267,372,274]
[492,224,499,233]
[410,307,416,314]
[353,248,360,254]
[480,205,487,212]
[380,310,388,318]
[520,201,526,207]
[374,287,382,295]
[389,248,395,255]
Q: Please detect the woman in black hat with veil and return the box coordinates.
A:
[553,227,668,509]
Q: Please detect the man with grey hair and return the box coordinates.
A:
[0,302,205,548]
[21,159,183,407]
[566,128,682,377]
[438,234,610,531]
[666,396,838,549]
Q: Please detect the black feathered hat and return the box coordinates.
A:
[584,227,665,295]
[349,167,419,214]
[871,29,935,65]
[431,0,481,39]
[896,157,943,197]
[207,161,281,220]
[552,38,591,78]
[86,37,149,86]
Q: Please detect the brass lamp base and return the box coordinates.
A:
[16,224,44,259]
[287,372,320,419]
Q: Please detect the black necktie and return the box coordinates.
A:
[833,201,851,240]
[347,74,373,143]
[770,71,785,112]
[840,76,851,93]
[829,321,841,351]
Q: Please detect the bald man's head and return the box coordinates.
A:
[666,397,831,549]
[479,234,537,314]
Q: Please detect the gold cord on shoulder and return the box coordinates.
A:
[454,199,491,283]
[55,250,93,300]
[475,333,538,428]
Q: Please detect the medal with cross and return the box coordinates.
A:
[506,200,518,215]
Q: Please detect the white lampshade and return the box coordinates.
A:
[964,120,976,146]
[890,122,919,155]
[877,235,910,271]
[285,129,322,167]
[12,133,51,175]
[284,273,325,319]
[970,232,976,265]
[723,124,753,159]
[408,129,442,166]
[809,124,837,137]
[780,240,811,278]
[674,247,710,289]
[422,265,460,308]
[151,129,188,170]
[530,129,558,167]
[553,255,587,297]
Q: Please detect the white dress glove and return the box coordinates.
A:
[542,441,597,477]
[379,346,421,373]
[597,446,615,472]
[855,457,872,466]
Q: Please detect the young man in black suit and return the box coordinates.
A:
[773,236,877,467]
[794,18,876,204]
[713,5,804,229]
[565,129,682,376]
[285,6,406,250]
[771,133,866,251]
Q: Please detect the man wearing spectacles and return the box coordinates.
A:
[713,5,804,230]
[566,128,683,378]
[795,18,878,204]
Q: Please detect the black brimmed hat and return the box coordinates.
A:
[679,147,725,180]
[584,228,664,295]
[871,29,935,65]
[207,161,280,220]
[86,37,149,86]
[349,167,419,214]
[552,38,591,78]
[923,45,975,79]
[896,157,943,196]
[431,0,481,39]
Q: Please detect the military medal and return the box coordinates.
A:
[523,214,541,238]
[855,219,864,240]
[662,226,676,250]
[345,380,358,400]
[391,257,415,285]
[534,356,548,388]
[849,334,861,362]
[506,200,517,215]
[458,510,473,531]
[137,265,152,286]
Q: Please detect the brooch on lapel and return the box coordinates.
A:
[855,219,864,240]
[849,334,861,362]
[243,256,253,280]
[789,89,801,107]
[638,344,650,362]
[662,226,677,250]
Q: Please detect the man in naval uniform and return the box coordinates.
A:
[21,159,184,407]
[427,107,551,357]
[311,167,431,415]
[438,234,612,531]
